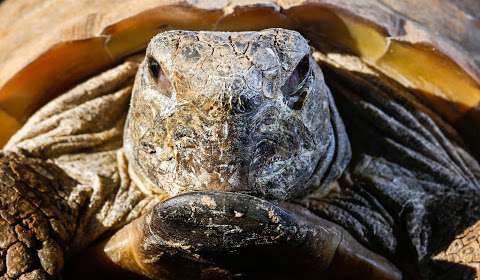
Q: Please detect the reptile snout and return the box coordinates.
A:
[124,29,344,200]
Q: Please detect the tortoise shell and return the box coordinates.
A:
[0,0,479,155]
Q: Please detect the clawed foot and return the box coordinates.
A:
[96,191,402,280]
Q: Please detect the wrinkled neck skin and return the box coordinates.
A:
[124,28,351,201]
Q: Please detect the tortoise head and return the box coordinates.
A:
[124,28,350,200]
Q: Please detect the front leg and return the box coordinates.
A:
[306,61,480,279]
[0,152,84,279]
[0,59,156,279]
[96,192,401,280]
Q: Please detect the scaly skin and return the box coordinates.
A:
[124,29,350,200]
[306,56,480,279]
[2,59,157,279]
[0,152,74,279]
[2,29,480,279]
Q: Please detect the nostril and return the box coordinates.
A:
[173,125,195,140]
[254,138,277,158]
[141,142,156,154]
[232,95,253,114]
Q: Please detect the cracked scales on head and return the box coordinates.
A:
[124,29,350,200]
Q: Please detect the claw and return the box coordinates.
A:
[145,191,308,276]
[149,191,302,254]
[281,203,403,280]
[85,192,401,280]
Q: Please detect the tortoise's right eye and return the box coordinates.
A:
[148,57,161,80]
[147,57,173,95]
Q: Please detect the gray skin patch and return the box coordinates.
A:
[124,28,351,200]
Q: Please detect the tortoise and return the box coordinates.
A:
[1,1,480,280]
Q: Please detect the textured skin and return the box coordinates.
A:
[2,60,158,279]
[124,29,351,200]
[303,58,480,279]
[1,29,480,280]
[0,152,73,279]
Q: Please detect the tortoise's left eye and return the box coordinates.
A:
[148,57,161,80]
[281,55,312,110]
